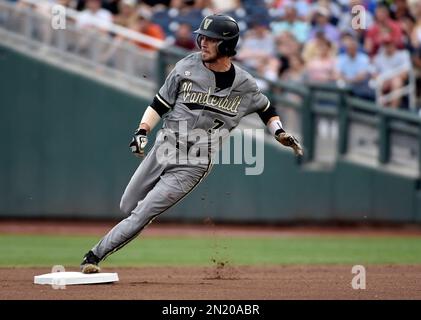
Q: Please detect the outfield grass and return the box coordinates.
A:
[0,234,421,267]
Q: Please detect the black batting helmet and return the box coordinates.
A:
[194,14,240,57]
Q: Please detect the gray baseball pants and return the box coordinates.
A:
[91,142,212,261]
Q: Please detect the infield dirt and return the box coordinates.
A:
[1,265,421,299]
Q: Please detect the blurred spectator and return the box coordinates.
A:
[400,13,416,51]
[130,8,165,50]
[174,23,196,50]
[271,4,310,43]
[275,31,302,77]
[392,0,416,52]
[336,35,374,99]
[103,0,121,14]
[171,0,197,10]
[309,7,340,46]
[409,0,421,17]
[310,0,342,25]
[210,0,239,12]
[76,0,113,31]
[281,55,305,82]
[372,36,412,109]
[302,30,337,63]
[411,2,421,72]
[192,0,210,9]
[237,21,276,71]
[271,0,311,21]
[99,5,165,71]
[59,0,78,7]
[113,0,137,27]
[304,37,337,83]
[364,3,404,56]
[168,0,204,34]
[411,1,421,49]
[390,0,412,21]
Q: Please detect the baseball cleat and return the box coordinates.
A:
[81,263,101,274]
[80,250,101,274]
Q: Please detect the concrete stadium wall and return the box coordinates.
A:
[1,45,420,223]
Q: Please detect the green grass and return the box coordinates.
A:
[0,234,421,267]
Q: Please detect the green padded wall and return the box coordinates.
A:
[1,44,420,223]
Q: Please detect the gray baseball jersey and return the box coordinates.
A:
[91,52,271,261]
[160,52,270,133]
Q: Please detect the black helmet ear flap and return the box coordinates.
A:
[218,38,238,57]
[196,34,202,49]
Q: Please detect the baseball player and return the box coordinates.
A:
[80,14,303,273]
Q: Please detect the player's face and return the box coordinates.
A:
[199,35,219,62]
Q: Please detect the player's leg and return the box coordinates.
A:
[80,145,163,273]
[81,161,211,273]
[119,145,164,215]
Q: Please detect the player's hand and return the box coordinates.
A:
[276,131,303,156]
[129,128,148,158]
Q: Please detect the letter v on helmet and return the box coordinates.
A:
[204,18,212,29]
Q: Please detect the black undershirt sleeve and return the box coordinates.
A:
[150,94,171,117]
[257,105,278,125]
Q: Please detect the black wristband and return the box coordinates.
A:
[135,128,147,136]
[275,128,285,136]
[257,105,278,124]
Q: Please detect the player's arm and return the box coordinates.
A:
[137,94,172,133]
[130,66,179,158]
[257,104,303,156]
[130,94,173,157]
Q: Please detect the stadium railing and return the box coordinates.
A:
[375,64,416,111]
[0,0,165,89]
